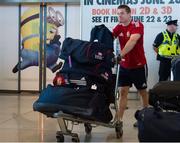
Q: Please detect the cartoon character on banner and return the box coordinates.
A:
[12,7,64,73]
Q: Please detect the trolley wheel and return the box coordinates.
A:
[84,123,92,134]
[71,134,80,142]
[72,137,80,142]
[56,134,64,142]
[115,121,123,139]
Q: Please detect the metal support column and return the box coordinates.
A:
[64,2,67,38]
[43,4,47,89]
[18,4,21,93]
[39,4,43,92]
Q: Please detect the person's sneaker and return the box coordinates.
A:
[133,121,138,128]
[115,120,123,138]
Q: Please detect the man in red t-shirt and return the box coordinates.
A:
[112,5,149,129]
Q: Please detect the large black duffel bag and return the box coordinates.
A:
[33,84,113,123]
[135,107,180,142]
[59,56,113,82]
[149,81,180,111]
[53,72,115,105]
[60,38,114,66]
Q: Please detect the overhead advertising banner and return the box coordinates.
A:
[81,0,180,40]
[81,0,180,89]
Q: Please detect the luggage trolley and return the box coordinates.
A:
[53,57,122,142]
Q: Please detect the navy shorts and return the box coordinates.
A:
[118,65,148,90]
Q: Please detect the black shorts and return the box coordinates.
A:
[118,65,148,90]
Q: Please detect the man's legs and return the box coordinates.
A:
[132,65,149,127]
[138,89,149,108]
[117,86,130,121]
[133,89,149,127]
[116,66,131,121]
[115,86,129,137]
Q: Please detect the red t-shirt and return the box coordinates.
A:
[113,20,147,69]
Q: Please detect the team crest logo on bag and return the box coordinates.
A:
[95,52,103,60]
[101,72,109,80]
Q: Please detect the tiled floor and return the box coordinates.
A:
[0,93,141,142]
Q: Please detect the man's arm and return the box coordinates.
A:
[120,33,141,58]
[153,47,158,53]
[153,32,163,53]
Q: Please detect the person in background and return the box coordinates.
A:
[153,20,180,81]
[112,4,149,131]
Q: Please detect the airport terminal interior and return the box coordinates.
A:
[0,0,180,142]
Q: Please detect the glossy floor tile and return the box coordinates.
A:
[0,93,141,142]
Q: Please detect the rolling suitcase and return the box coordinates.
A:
[135,107,180,142]
[149,81,180,111]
